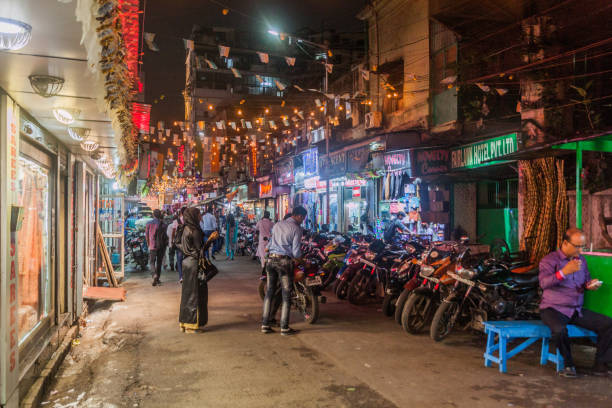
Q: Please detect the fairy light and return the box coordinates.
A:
[208,104,214,110]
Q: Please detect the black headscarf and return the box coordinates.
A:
[182,207,204,258]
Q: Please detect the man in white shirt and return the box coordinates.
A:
[200,206,218,260]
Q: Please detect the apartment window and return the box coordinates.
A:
[379,59,403,114]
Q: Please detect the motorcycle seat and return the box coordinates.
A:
[509,273,539,286]
[510,264,538,275]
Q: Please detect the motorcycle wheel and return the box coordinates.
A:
[321,266,337,290]
[401,293,433,334]
[394,289,411,325]
[335,279,349,300]
[347,274,368,305]
[430,300,460,342]
[381,294,396,317]
[258,280,266,301]
[294,282,319,324]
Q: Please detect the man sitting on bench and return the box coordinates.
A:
[539,228,612,378]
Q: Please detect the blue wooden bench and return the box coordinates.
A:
[483,321,597,373]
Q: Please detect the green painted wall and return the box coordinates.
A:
[477,208,519,252]
[584,254,612,318]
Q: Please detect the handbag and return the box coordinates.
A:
[197,231,219,282]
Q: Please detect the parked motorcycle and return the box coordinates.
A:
[258,260,320,324]
[334,236,373,299]
[126,230,148,270]
[429,248,540,342]
[381,241,425,317]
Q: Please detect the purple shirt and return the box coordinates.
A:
[539,250,591,317]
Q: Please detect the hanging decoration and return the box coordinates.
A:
[144,32,160,51]
[257,52,269,64]
[204,58,218,69]
[219,45,230,58]
[231,67,242,78]
[285,56,296,66]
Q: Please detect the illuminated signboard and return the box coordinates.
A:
[451,133,518,170]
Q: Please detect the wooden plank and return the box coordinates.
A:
[96,223,118,287]
[83,286,126,301]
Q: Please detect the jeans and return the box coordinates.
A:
[202,230,215,259]
[176,249,184,280]
[540,307,612,367]
[168,245,176,270]
[262,257,293,330]
[149,248,165,278]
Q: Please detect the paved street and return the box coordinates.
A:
[44,256,611,408]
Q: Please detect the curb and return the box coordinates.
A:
[20,325,80,408]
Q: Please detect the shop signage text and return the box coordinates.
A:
[346,146,370,173]
[384,150,410,171]
[259,181,273,198]
[319,151,346,179]
[415,149,449,175]
[451,133,518,170]
[302,148,318,177]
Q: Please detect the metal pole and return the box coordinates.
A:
[576,142,583,228]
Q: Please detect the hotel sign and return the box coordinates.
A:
[451,133,518,170]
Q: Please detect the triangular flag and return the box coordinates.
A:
[325,63,333,74]
[325,93,335,99]
[297,111,304,119]
[274,80,287,91]
[269,120,276,128]
[216,121,224,130]
[255,74,264,83]
[361,69,370,80]
[204,59,218,69]
[285,56,296,66]
[406,73,417,81]
[240,119,246,127]
[315,99,322,107]
[144,32,159,51]
[257,52,269,64]
[440,75,457,84]
[231,68,242,78]
[245,121,252,129]
[283,119,289,126]
[229,122,236,130]
[476,83,490,92]
[219,45,230,58]
[294,85,305,92]
[495,88,508,96]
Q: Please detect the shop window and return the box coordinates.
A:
[16,156,51,342]
[477,180,518,209]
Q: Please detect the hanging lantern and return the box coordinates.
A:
[81,139,99,152]
[0,17,32,50]
[67,127,91,141]
[29,75,64,98]
[52,107,80,124]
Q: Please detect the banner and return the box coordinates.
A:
[302,148,318,177]
[319,151,346,179]
[383,149,411,172]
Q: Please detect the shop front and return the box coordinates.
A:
[449,132,519,250]
[256,176,276,221]
[344,145,378,234]
[275,156,294,220]
[293,148,320,230]
[318,150,346,232]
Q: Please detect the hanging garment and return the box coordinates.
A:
[384,172,391,200]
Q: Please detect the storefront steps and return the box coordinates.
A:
[19,325,79,408]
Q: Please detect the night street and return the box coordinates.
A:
[42,257,611,408]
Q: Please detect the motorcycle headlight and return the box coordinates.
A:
[421,265,435,277]
[457,267,476,279]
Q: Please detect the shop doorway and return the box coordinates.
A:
[476,180,519,252]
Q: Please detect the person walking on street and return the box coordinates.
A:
[200,206,217,260]
[145,209,168,286]
[178,207,208,333]
[225,212,238,260]
[261,206,307,336]
[539,228,612,378]
[167,215,179,271]
[256,211,274,267]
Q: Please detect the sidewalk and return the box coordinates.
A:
[42,256,611,407]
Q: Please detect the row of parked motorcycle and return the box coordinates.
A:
[258,230,542,343]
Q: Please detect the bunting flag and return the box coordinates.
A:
[240,119,246,128]
[219,45,230,58]
[325,63,333,74]
[496,88,508,96]
[157,121,164,130]
[283,119,290,126]
[144,32,159,51]
[315,99,322,107]
[293,84,305,92]
[197,121,205,131]
[229,121,236,130]
[257,52,269,63]
[324,93,335,99]
[281,100,286,107]
[285,56,296,66]
[245,121,252,129]
[440,75,457,84]
[165,129,171,136]
[361,68,370,81]
[231,68,242,78]
[255,74,264,83]
[406,73,417,81]
[204,59,218,69]
[340,93,350,100]
[269,120,276,128]
[149,126,155,134]
[297,111,304,119]
[274,80,287,91]
[216,121,224,130]
[476,83,491,92]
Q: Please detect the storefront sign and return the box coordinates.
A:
[384,150,411,172]
[414,149,450,175]
[275,157,294,185]
[319,151,346,179]
[451,133,518,170]
[259,181,274,198]
[352,187,361,198]
[1,95,20,402]
[345,179,367,188]
[302,148,318,177]
[346,146,370,173]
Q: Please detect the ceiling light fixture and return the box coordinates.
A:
[52,107,80,124]
[0,17,32,50]
[29,75,65,97]
[67,127,90,141]
[81,139,99,152]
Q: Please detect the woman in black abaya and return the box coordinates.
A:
[179,207,208,333]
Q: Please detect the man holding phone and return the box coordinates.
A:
[539,228,612,377]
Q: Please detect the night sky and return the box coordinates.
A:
[143,0,367,126]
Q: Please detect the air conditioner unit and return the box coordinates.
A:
[365,111,382,129]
